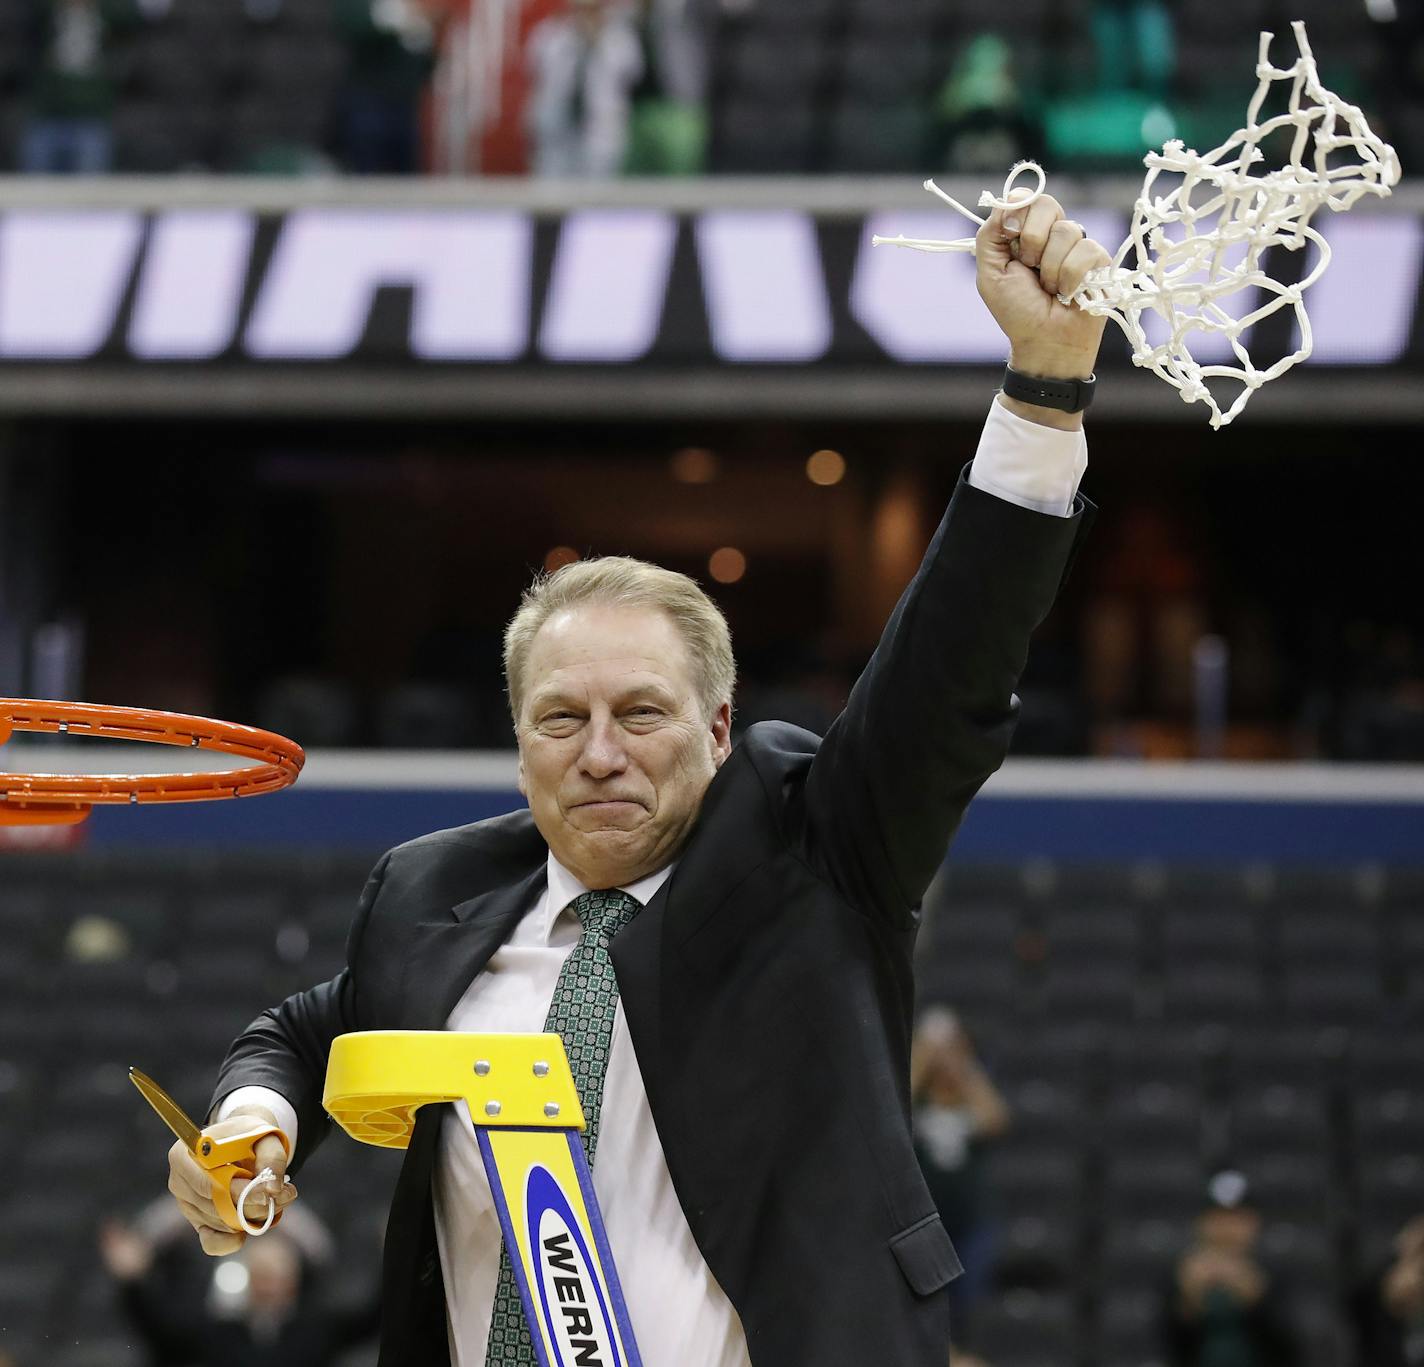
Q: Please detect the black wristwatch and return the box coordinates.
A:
[1000,365,1097,413]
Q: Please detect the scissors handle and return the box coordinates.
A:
[199,1123,291,1234]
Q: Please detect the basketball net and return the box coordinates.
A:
[873,23,1402,428]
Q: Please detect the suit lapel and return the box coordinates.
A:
[399,864,548,1030]
[610,872,668,1101]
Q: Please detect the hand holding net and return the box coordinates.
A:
[873,23,1401,427]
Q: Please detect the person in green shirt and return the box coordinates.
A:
[19,0,139,173]
[1164,1171,1302,1367]
[911,1007,1012,1350]
[332,0,440,173]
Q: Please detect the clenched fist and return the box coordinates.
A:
[975,190,1112,384]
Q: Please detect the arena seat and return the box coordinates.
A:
[1160,906,1258,962]
[1230,1084,1332,1156]
[973,1286,1078,1363]
[1173,0,1270,43]
[841,0,949,33]
[1257,1220,1339,1295]
[114,100,217,174]
[1000,1077,1092,1149]
[123,31,217,103]
[1280,0,1381,45]
[1043,904,1141,966]
[1352,1087,1424,1157]
[1349,1031,1424,1090]
[377,683,481,750]
[0,853,1416,1358]
[711,96,819,174]
[1099,1218,1187,1291]
[1101,1150,1207,1221]
[937,0,1054,36]
[1108,1028,1215,1089]
[836,33,943,105]
[257,675,362,749]
[990,1023,1100,1090]
[1360,1153,1424,1227]
[738,0,842,29]
[723,29,827,101]
[1276,909,1380,966]
[994,1215,1079,1289]
[0,1263,61,1338]
[1226,1025,1343,1088]
[922,958,1020,1017]
[1093,1286,1164,1367]
[823,99,930,174]
[1247,1151,1336,1225]
[987,1145,1086,1211]
[1038,961,1141,1026]
[1281,963,1385,1027]
[1102,1084,1207,1151]
[1162,963,1265,1026]
[931,895,1024,953]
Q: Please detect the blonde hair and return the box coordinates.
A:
[504,556,735,723]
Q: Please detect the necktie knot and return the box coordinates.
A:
[570,888,642,942]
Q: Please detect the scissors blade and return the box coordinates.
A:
[129,1067,203,1152]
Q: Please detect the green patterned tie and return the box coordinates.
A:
[483,888,643,1365]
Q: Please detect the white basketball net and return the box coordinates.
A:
[873,22,1402,428]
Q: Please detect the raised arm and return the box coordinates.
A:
[798,194,1110,925]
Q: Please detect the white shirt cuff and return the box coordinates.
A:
[214,1086,300,1161]
[967,396,1088,519]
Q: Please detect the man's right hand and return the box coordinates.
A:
[974,190,1111,383]
[166,1107,298,1256]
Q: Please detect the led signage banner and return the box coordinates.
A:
[0,197,1419,417]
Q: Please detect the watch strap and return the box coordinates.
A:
[1001,365,1096,413]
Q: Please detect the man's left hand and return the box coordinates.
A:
[975,191,1112,381]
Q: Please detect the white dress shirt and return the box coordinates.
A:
[968,396,1088,518]
[217,400,1086,1360]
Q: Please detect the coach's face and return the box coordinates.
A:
[516,603,732,889]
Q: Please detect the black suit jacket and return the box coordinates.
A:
[213,462,1095,1367]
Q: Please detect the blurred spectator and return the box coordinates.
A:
[1092,0,1173,98]
[99,1220,378,1366]
[334,0,442,173]
[624,0,708,174]
[1163,1171,1301,1367]
[1083,502,1208,752]
[1351,1214,1424,1366]
[526,0,643,176]
[1336,625,1424,761]
[18,0,144,174]
[911,1007,1011,1342]
[1370,0,1424,169]
[930,34,1043,176]
[1044,0,1176,168]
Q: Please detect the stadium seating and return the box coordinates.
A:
[0,851,1416,1363]
[1,0,1405,178]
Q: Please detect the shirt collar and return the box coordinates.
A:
[539,853,675,944]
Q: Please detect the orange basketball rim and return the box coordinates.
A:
[0,699,304,827]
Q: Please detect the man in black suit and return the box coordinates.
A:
[165,192,1110,1367]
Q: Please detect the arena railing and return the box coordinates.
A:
[2,740,1420,862]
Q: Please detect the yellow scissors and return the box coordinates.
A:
[130,1067,292,1235]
